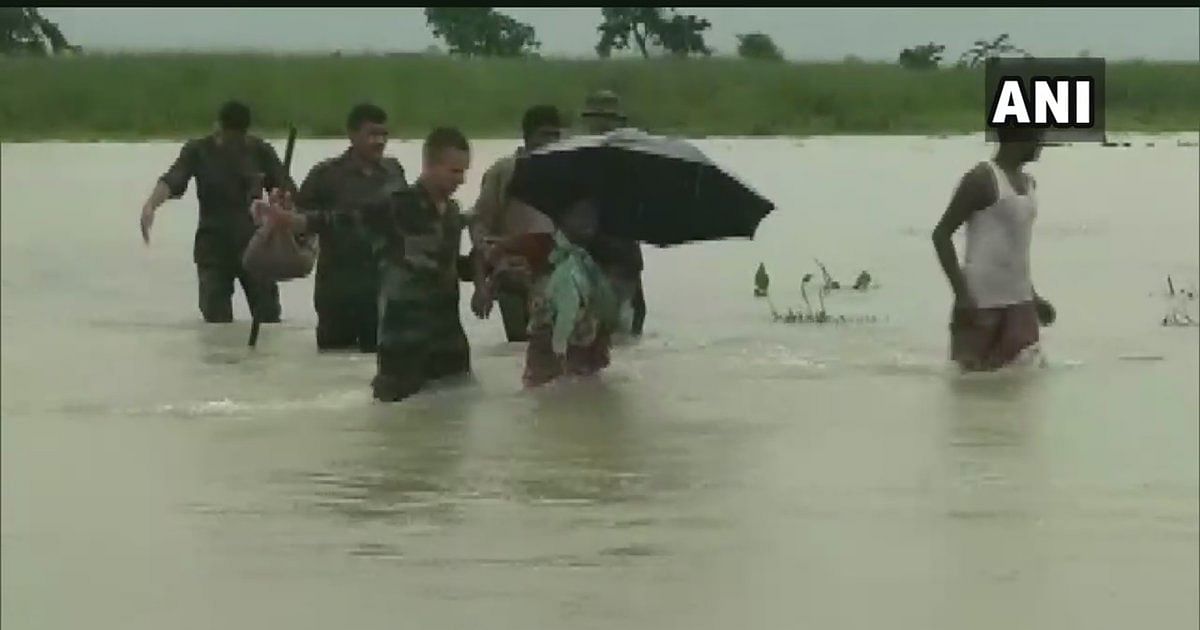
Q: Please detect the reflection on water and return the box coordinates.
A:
[2,137,1197,629]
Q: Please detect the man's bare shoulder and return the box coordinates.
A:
[960,161,997,195]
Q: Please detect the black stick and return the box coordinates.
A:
[248,125,298,348]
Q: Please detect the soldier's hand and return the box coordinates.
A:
[471,284,494,320]
[140,204,155,245]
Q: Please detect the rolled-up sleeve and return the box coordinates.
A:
[158,141,197,199]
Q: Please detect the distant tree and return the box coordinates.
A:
[956,33,1030,68]
[897,42,945,70]
[1,7,77,56]
[736,32,783,61]
[595,7,712,59]
[655,11,713,57]
[424,7,540,57]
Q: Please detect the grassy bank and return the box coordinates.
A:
[1,54,1197,141]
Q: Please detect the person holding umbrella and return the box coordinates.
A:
[579,90,648,338]
[507,127,776,387]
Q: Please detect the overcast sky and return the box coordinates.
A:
[40,7,1200,62]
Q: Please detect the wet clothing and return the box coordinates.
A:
[588,234,646,336]
[469,148,556,342]
[197,265,280,324]
[964,161,1037,308]
[950,161,1041,371]
[159,134,295,322]
[522,232,624,387]
[360,181,470,402]
[295,150,407,352]
[950,302,1041,371]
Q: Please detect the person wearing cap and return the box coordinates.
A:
[579,89,648,337]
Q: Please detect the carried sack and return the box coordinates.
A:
[241,224,319,282]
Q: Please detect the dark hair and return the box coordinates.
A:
[346,103,387,132]
[995,125,1044,145]
[521,105,563,139]
[217,100,251,132]
[423,127,470,162]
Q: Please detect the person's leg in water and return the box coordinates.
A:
[496,287,531,342]
[237,269,282,324]
[950,302,1039,372]
[197,264,236,323]
[355,292,379,353]
[315,297,360,351]
[373,347,428,402]
[984,302,1040,369]
[631,277,646,336]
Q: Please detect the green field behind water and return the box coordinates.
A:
[1,54,1197,140]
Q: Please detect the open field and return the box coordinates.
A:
[1,54,1197,140]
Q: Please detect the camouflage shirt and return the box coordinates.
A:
[294,150,407,302]
[362,180,467,351]
[159,133,295,266]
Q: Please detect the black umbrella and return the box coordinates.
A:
[507,128,775,247]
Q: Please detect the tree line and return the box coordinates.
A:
[4,5,1037,69]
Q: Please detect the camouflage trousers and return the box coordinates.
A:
[372,295,471,403]
[197,263,281,324]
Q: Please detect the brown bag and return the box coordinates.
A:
[241,224,319,282]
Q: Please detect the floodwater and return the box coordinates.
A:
[3,135,1198,630]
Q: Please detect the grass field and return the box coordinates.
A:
[1,54,1197,140]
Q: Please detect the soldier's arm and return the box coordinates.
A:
[149,140,198,207]
[286,163,332,235]
[141,140,197,243]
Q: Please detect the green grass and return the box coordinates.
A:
[1,53,1197,141]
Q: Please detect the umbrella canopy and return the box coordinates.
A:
[507,128,775,247]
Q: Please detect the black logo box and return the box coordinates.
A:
[984,57,1107,143]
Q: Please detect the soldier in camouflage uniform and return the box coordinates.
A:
[140,100,295,323]
[360,128,480,402]
[291,104,407,352]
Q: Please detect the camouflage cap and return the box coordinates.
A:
[581,89,626,120]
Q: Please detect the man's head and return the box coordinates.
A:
[522,105,563,151]
[421,127,470,199]
[996,126,1045,164]
[346,103,389,163]
[580,90,626,134]
[217,100,251,138]
[560,198,599,244]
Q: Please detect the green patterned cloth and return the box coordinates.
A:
[541,231,631,355]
